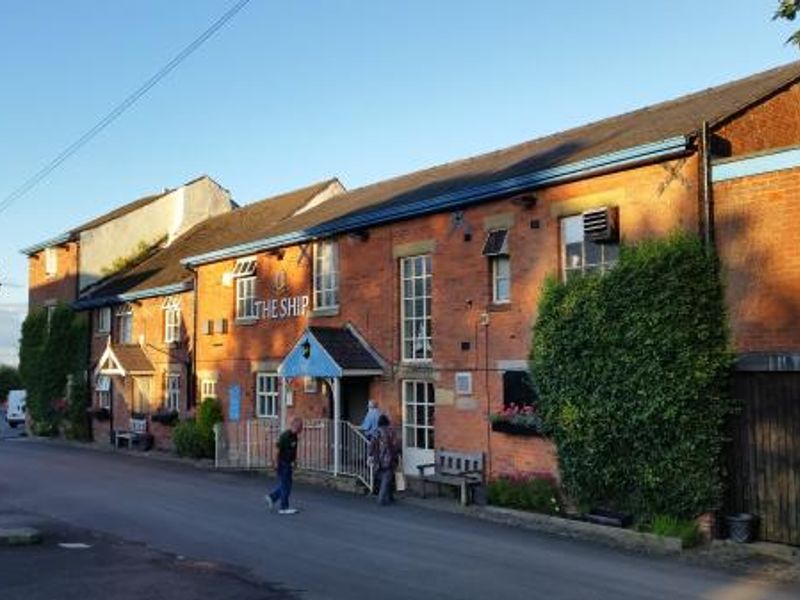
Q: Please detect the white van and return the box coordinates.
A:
[5,390,26,428]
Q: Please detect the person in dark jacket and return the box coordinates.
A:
[369,414,400,506]
[265,417,303,514]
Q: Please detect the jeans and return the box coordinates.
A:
[377,468,394,505]
[269,460,293,510]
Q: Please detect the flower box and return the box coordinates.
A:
[151,409,179,427]
[90,407,110,422]
[491,420,542,436]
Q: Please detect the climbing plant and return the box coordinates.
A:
[531,232,735,518]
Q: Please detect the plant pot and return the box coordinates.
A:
[727,513,755,543]
[490,420,542,436]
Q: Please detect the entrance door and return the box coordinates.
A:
[340,377,370,425]
[402,380,435,475]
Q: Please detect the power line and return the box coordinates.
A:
[0,0,251,215]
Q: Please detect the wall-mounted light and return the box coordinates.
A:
[301,338,311,359]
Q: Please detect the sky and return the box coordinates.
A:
[0,0,797,365]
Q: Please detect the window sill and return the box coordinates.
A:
[94,332,110,337]
[235,317,258,327]
[488,302,512,313]
[310,306,340,318]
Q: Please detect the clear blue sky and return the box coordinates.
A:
[0,0,797,363]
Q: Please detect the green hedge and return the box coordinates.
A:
[487,475,562,514]
[531,232,734,518]
[174,398,223,459]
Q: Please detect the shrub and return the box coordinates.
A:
[531,232,735,518]
[649,514,702,548]
[173,420,207,458]
[487,475,562,515]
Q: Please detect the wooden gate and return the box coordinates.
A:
[728,372,800,546]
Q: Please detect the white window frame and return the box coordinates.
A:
[96,307,111,334]
[561,214,619,280]
[162,296,181,343]
[313,241,339,310]
[200,379,217,400]
[165,373,181,412]
[403,380,435,450]
[114,304,133,344]
[492,256,511,304]
[44,247,57,277]
[303,376,317,393]
[95,375,111,409]
[236,276,257,320]
[455,372,473,396]
[255,372,279,418]
[400,254,432,362]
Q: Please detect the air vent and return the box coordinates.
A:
[455,372,473,396]
[582,207,619,244]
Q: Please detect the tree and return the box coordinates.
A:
[0,365,22,403]
[775,0,800,47]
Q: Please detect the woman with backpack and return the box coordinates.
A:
[368,414,401,506]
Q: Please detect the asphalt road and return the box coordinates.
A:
[1,439,798,600]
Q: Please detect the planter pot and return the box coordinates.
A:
[491,420,542,436]
[727,513,756,543]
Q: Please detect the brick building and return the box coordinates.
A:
[72,62,800,542]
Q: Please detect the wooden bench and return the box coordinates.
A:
[114,417,148,449]
[417,450,485,506]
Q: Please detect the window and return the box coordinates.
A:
[255,373,279,418]
[232,257,257,277]
[44,247,57,277]
[162,296,181,343]
[133,377,151,414]
[96,307,111,334]
[313,241,339,309]
[502,370,537,407]
[400,254,432,361]
[115,304,133,344]
[236,277,256,319]
[95,375,111,409]
[561,214,619,280]
[303,376,317,393]
[455,372,473,395]
[403,380,435,450]
[201,379,217,400]
[483,229,510,304]
[164,373,181,412]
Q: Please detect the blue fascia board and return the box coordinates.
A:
[20,232,74,256]
[278,329,343,378]
[183,136,690,266]
[712,146,800,182]
[72,281,192,311]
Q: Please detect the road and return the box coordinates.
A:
[1,438,798,600]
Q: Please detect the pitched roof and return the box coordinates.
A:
[109,344,155,374]
[309,327,383,371]
[79,179,340,301]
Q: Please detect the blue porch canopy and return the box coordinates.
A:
[278,326,384,379]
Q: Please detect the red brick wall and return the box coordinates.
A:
[28,242,79,310]
[88,291,193,450]
[716,81,800,156]
[714,167,800,352]
[194,155,700,479]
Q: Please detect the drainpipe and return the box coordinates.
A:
[700,121,715,247]
[187,265,199,411]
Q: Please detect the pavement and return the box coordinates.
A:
[1,435,800,600]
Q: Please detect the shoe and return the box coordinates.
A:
[264,495,274,511]
[278,508,298,515]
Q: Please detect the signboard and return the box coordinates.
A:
[253,295,310,320]
[228,384,241,422]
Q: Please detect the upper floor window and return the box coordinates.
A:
[96,307,111,335]
[483,229,510,304]
[255,372,279,418]
[201,379,217,400]
[561,214,619,280]
[115,304,133,344]
[233,256,257,320]
[400,254,432,362]
[162,296,181,343]
[313,241,339,309]
[164,373,181,412]
[44,247,57,277]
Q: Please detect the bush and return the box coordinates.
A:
[174,398,223,459]
[487,475,562,515]
[531,232,734,518]
[173,420,207,458]
[649,514,702,548]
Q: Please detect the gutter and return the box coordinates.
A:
[20,232,74,256]
[71,281,193,311]
[182,136,690,266]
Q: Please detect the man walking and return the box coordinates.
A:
[369,415,400,506]
[265,417,303,515]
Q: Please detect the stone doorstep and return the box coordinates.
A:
[0,527,43,546]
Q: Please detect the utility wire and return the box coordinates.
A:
[0,0,251,215]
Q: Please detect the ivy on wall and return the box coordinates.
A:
[18,304,90,439]
[531,232,735,518]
